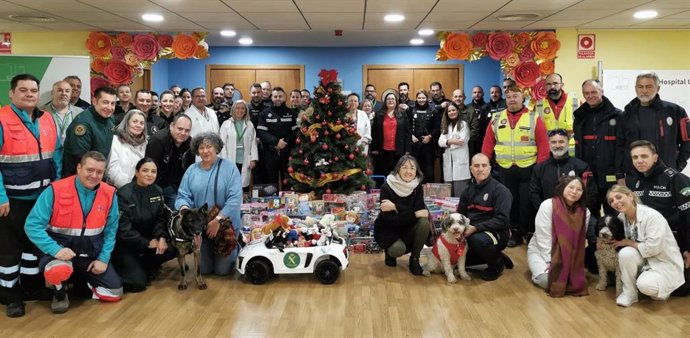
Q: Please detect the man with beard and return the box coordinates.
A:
[300,89,311,109]
[503,78,516,93]
[573,79,625,215]
[222,83,235,108]
[536,73,579,156]
[133,90,166,136]
[429,81,450,113]
[364,84,382,112]
[42,80,83,145]
[63,75,90,110]
[482,86,550,247]
[207,86,230,126]
[477,85,507,155]
[621,72,690,172]
[451,89,479,157]
[257,87,297,187]
[397,82,414,111]
[625,140,690,297]
[184,88,219,138]
[260,81,273,108]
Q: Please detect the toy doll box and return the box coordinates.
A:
[423,183,452,198]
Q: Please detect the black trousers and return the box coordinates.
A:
[499,165,535,235]
[411,142,435,183]
[112,246,177,293]
[263,148,290,187]
[465,230,509,269]
[374,150,400,176]
[0,198,43,305]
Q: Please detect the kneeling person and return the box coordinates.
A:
[25,151,122,314]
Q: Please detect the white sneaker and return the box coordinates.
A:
[616,292,639,307]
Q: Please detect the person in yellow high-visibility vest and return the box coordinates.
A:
[481,86,550,247]
[536,73,579,156]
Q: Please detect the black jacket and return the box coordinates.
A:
[573,95,625,188]
[477,99,506,155]
[116,182,169,252]
[626,161,690,252]
[407,103,439,139]
[257,104,298,152]
[374,183,426,249]
[371,108,412,156]
[144,128,194,188]
[529,153,597,214]
[458,177,511,236]
[622,94,690,171]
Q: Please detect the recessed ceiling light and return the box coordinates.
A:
[220,30,237,37]
[418,29,434,36]
[410,39,424,45]
[142,13,164,22]
[238,37,253,45]
[496,13,540,21]
[384,14,405,22]
[633,10,658,19]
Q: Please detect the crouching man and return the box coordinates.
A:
[25,151,122,314]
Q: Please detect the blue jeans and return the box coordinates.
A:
[200,234,239,276]
[162,185,178,211]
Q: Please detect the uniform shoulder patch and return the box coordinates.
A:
[74,124,87,136]
[680,187,690,197]
[664,168,678,177]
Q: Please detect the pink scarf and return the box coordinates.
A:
[547,197,588,297]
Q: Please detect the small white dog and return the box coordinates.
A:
[423,213,471,283]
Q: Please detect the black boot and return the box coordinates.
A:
[501,253,514,269]
[507,229,523,247]
[6,302,25,318]
[409,256,423,276]
[384,251,397,267]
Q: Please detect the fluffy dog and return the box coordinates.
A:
[594,215,625,295]
[169,204,208,290]
[423,213,471,283]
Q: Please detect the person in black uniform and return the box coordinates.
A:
[112,158,176,292]
[478,85,507,156]
[458,153,514,281]
[256,87,298,187]
[407,89,437,183]
[248,83,266,185]
[573,79,625,215]
[625,140,690,296]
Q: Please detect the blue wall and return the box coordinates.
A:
[161,46,504,103]
[151,58,169,94]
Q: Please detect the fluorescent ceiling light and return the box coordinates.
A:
[410,39,424,45]
[142,13,164,22]
[384,14,405,22]
[220,30,237,37]
[239,37,253,45]
[633,10,658,19]
[418,29,434,36]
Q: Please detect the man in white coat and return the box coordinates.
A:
[185,88,219,138]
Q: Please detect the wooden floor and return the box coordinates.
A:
[1,245,689,337]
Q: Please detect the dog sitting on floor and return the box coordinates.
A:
[595,215,625,295]
[422,213,471,283]
[169,204,208,290]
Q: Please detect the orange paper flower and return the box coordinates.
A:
[172,34,198,60]
[531,32,560,60]
[539,60,555,75]
[443,33,473,60]
[195,46,209,59]
[514,32,531,47]
[505,53,521,67]
[124,52,139,67]
[86,32,112,57]
[115,32,133,48]
[91,58,107,73]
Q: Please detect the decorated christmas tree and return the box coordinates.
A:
[287,69,374,196]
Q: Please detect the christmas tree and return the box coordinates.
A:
[287,69,374,196]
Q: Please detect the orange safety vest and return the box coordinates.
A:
[0,105,57,197]
[47,176,115,237]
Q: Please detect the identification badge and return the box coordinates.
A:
[236,145,244,149]
[605,175,616,182]
[149,196,162,203]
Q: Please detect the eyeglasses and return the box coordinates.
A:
[547,129,569,137]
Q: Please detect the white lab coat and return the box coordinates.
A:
[438,120,470,182]
[219,117,259,188]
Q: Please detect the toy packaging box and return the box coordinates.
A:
[423,183,452,199]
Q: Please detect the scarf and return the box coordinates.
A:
[385,173,419,198]
[547,197,588,297]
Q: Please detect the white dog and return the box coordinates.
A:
[422,213,471,283]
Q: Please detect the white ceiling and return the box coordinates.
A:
[1,0,689,46]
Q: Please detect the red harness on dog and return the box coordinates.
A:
[432,235,466,265]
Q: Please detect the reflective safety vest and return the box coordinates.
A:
[47,176,115,237]
[493,109,538,169]
[0,105,57,197]
[537,93,578,156]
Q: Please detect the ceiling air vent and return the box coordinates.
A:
[8,15,57,23]
[496,13,540,21]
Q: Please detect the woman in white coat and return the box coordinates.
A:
[346,93,372,155]
[606,184,685,307]
[106,109,148,188]
[438,102,470,197]
[219,100,258,190]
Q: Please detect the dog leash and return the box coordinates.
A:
[164,204,193,243]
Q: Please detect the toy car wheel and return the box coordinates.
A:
[314,259,340,284]
[245,260,271,285]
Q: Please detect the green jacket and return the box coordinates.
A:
[62,107,114,177]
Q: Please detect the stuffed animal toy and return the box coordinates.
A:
[261,215,292,235]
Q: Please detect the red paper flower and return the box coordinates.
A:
[171,34,198,59]
[115,32,133,48]
[318,69,338,86]
[443,33,473,60]
[471,32,488,49]
[519,47,535,62]
[132,33,160,61]
[514,32,531,48]
[91,58,107,73]
[531,32,560,60]
[103,60,133,85]
[111,47,126,61]
[90,77,110,95]
[157,34,173,48]
[486,32,515,60]
[512,61,541,88]
[85,32,112,58]
[531,78,547,101]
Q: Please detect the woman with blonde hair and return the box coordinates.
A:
[219,100,258,190]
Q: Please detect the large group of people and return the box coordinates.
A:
[0,69,688,319]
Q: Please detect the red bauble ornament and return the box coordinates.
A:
[336,119,342,124]
[295,138,301,145]
[310,135,317,143]
[342,175,349,181]
[335,133,341,140]
[315,114,321,120]
[348,153,355,160]
[321,120,327,126]
[298,149,303,155]
[320,173,326,179]
[366,169,373,175]
[301,127,308,133]
[325,188,332,194]
[328,111,332,116]
[304,159,309,165]
[324,130,329,136]
[344,145,350,150]
[287,167,294,173]
[354,147,360,153]
[334,156,339,161]
[327,88,333,93]
[322,143,328,150]
[282,179,288,185]
[337,101,343,106]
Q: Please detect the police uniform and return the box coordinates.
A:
[62,106,115,177]
[536,91,578,155]
[256,104,298,185]
[0,104,60,312]
[407,103,438,183]
[478,99,506,155]
[529,153,596,213]
[248,101,266,184]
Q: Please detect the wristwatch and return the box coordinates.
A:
[215,215,223,221]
